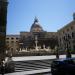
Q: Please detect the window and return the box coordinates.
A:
[11,41,14,45]
[60,38,61,42]
[16,38,19,40]
[72,32,74,38]
[63,36,65,40]
[16,41,18,42]
[68,34,71,39]
[6,38,9,39]
[67,28,69,32]
[11,48,13,50]
[11,41,14,43]
[11,37,14,39]
[71,26,73,30]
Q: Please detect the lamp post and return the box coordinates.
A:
[65,34,71,58]
[43,44,46,50]
[35,35,38,51]
[66,46,71,58]
[55,46,59,59]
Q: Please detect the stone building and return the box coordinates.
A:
[58,14,75,52]
[6,18,58,53]
[20,17,58,51]
[6,14,75,54]
[6,35,20,53]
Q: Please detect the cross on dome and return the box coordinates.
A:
[30,17,44,32]
[34,16,39,23]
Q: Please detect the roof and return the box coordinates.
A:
[30,17,43,32]
[58,20,75,32]
[6,35,20,38]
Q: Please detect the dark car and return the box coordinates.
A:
[51,58,75,75]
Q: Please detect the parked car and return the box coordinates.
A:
[51,58,75,75]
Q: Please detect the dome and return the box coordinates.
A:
[30,17,43,32]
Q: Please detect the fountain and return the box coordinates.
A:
[35,35,39,51]
[43,44,46,50]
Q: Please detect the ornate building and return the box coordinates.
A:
[58,13,75,52]
[20,17,58,51]
[6,15,75,54]
[0,0,8,60]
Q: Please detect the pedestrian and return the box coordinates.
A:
[1,60,5,75]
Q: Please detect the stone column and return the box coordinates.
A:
[35,35,38,51]
[0,0,8,62]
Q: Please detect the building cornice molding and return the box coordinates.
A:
[58,20,75,32]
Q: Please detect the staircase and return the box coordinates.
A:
[13,59,51,72]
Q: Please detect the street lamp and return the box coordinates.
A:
[66,46,71,58]
[55,46,59,59]
[35,35,38,51]
[65,34,71,58]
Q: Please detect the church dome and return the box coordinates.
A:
[30,17,43,32]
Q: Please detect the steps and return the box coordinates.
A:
[13,59,51,72]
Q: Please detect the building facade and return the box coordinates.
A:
[6,17,58,53]
[58,14,75,52]
[19,17,58,51]
[6,15,75,53]
[6,35,20,53]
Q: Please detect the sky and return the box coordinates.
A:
[7,0,75,34]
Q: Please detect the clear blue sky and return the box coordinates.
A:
[7,0,75,34]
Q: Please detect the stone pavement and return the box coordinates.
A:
[5,69,51,75]
[4,55,75,75]
[14,59,51,72]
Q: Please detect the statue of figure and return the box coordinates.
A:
[43,44,46,50]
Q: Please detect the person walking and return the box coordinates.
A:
[1,60,5,75]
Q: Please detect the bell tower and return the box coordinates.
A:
[0,0,8,61]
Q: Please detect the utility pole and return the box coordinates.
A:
[55,46,59,59]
